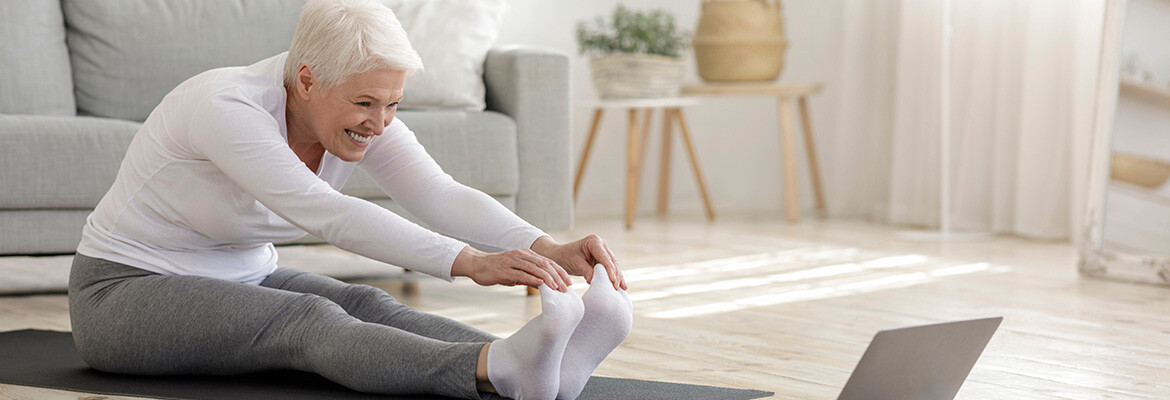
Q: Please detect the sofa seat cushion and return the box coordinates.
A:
[0,1,76,115]
[0,115,140,209]
[343,110,519,198]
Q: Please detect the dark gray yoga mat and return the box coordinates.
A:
[0,330,772,400]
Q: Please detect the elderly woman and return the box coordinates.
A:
[67,1,630,399]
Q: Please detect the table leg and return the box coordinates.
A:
[777,97,801,222]
[625,109,641,229]
[657,107,674,217]
[637,108,654,201]
[573,109,605,204]
[798,97,827,217]
[626,109,655,228]
[673,109,716,221]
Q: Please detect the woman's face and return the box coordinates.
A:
[299,67,407,162]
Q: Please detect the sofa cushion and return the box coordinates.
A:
[63,0,301,121]
[343,110,519,198]
[63,0,508,121]
[0,1,76,115]
[0,115,140,209]
[388,0,508,111]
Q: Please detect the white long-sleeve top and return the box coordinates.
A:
[77,53,547,284]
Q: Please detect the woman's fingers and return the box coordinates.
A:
[603,240,618,269]
[555,261,573,290]
[579,260,596,282]
[587,236,623,290]
[519,250,568,290]
[533,250,572,291]
[512,250,565,291]
[604,246,626,289]
[517,256,561,290]
[508,268,543,288]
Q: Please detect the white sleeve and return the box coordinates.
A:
[185,92,468,281]
[357,118,548,252]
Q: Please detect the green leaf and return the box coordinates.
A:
[574,3,689,58]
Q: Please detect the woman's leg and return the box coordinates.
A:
[260,268,498,343]
[68,254,484,399]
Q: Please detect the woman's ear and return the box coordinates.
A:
[296,64,315,100]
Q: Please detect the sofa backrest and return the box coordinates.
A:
[63,0,301,122]
[0,1,76,116]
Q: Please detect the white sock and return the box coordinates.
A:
[556,264,633,400]
[487,284,584,400]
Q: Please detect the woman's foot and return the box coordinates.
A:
[487,284,584,400]
[557,264,633,400]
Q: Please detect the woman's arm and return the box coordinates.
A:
[186,94,468,280]
[187,95,568,289]
[357,118,548,253]
[358,119,624,289]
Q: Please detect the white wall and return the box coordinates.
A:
[496,0,845,220]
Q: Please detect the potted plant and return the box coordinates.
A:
[576,5,689,99]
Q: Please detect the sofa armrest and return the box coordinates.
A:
[484,45,572,231]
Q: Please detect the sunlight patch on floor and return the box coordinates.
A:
[623,246,861,283]
[632,249,1008,319]
[628,252,932,304]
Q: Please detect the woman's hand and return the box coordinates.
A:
[530,235,627,290]
[451,245,573,291]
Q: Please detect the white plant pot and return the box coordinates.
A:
[590,53,685,99]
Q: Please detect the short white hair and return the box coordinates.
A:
[284,0,424,92]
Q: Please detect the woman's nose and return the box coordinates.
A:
[365,108,391,131]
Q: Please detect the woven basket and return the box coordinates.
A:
[590,53,685,99]
[1111,153,1170,188]
[693,0,788,82]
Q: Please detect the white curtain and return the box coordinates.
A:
[827,0,1105,240]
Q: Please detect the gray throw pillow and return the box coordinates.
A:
[0,0,76,116]
[63,0,301,122]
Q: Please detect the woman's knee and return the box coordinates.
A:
[280,293,353,327]
[343,283,392,302]
[340,284,402,310]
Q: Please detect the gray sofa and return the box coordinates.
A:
[0,0,571,255]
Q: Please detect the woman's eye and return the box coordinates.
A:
[356,102,371,107]
[387,102,399,109]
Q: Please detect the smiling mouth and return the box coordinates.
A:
[346,129,372,144]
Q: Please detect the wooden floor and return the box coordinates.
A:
[3,216,1169,399]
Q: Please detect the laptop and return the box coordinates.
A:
[837,317,1003,400]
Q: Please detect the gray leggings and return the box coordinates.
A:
[68,253,498,399]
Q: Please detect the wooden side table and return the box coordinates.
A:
[574,97,716,229]
[681,82,827,222]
